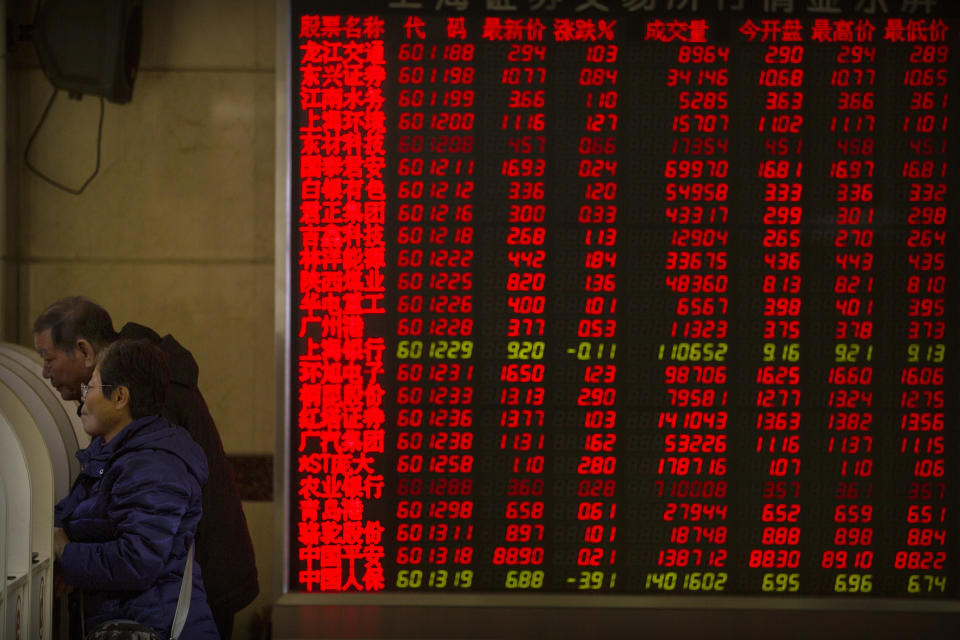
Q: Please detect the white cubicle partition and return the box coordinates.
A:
[1,475,8,638]
[0,377,56,640]
[1,405,33,640]
[0,353,81,504]
[0,342,88,454]
[0,342,87,640]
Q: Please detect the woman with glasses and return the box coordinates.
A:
[53,338,220,639]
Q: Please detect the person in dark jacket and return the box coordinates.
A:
[54,338,220,639]
[35,296,259,638]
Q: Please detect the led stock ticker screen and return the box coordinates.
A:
[287,1,958,602]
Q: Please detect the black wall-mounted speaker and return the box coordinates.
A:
[31,0,143,103]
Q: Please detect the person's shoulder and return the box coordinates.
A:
[115,419,208,485]
[118,322,162,342]
[120,323,200,388]
[107,448,194,499]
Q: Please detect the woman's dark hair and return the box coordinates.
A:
[33,296,119,352]
[98,339,169,419]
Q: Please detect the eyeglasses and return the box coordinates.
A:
[80,383,113,400]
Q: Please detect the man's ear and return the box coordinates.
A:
[75,339,98,368]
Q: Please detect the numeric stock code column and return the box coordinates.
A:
[291,10,957,600]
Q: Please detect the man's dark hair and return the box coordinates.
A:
[33,296,119,352]
[98,339,169,419]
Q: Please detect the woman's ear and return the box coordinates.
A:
[112,385,131,412]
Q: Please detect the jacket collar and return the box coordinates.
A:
[76,415,166,471]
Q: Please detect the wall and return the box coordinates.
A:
[5,1,278,637]
[2,0,12,339]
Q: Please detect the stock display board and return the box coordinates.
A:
[285,0,958,605]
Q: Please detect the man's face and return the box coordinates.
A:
[34,328,94,402]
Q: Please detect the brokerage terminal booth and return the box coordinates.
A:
[0,343,87,640]
[271,1,960,637]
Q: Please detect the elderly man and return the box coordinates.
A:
[34,296,258,639]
